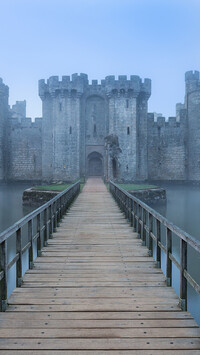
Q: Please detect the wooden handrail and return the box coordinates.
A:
[109,180,200,311]
[0,180,80,311]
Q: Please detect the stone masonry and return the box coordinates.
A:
[0,71,200,182]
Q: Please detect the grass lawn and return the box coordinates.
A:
[32,179,85,192]
[118,183,157,191]
[32,184,72,191]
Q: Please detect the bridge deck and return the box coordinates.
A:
[0,178,200,354]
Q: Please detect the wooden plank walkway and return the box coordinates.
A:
[0,177,200,354]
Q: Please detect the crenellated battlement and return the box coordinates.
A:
[39,74,151,99]
[39,73,89,99]
[148,113,186,129]
[8,116,42,129]
[185,70,200,94]
[103,75,151,97]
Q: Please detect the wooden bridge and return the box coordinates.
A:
[0,178,200,353]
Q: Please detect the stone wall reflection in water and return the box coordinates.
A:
[149,182,200,326]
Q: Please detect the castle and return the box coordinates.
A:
[0,71,200,182]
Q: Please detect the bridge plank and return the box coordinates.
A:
[0,337,200,350]
[1,178,199,353]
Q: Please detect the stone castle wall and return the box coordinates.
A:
[7,117,42,180]
[39,74,151,182]
[0,79,9,180]
[147,113,187,180]
[185,71,200,180]
[0,71,200,182]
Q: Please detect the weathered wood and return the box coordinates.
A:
[0,318,197,328]
[148,213,153,256]
[0,240,7,311]
[0,311,193,320]
[0,178,199,353]
[0,350,199,355]
[28,220,34,269]
[16,228,22,287]
[166,227,172,287]
[0,327,199,338]
[0,337,199,350]
[156,219,161,268]
[180,239,187,311]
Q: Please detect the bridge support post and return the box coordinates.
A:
[0,240,7,311]
[44,209,48,247]
[37,214,42,257]
[28,220,34,269]
[16,228,22,287]
[180,239,187,311]
[142,208,146,246]
[148,213,153,256]
[156,220,161,268]
[166,228,172,286]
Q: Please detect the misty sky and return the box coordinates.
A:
[0,0,200,119]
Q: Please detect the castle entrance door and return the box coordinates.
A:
[87,152,103,176]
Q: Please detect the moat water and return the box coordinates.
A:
[0,182,199,325]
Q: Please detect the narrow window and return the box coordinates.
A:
[127,127,130,135]
[59,102,62,111]
[69,126,72,134]
[126,99,129,108]
[94,124,97,134]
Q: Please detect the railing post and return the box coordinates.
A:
[148,213,153,257]
[37,213,42,257]
[49,205,53,238]
[28,220,34,269]
[0,240,8,311]
[166,227,172,286]
[180,239,187,311]
[133,201,137,232]
[16,228,22,287]
[156,219,161,268]
[58,198,62,223]
[53,202,57,232]
[130,199,133,227]
[138,205,141,237]
[44,209,48,247]
[142,208,146,246]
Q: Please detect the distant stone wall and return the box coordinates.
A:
[0,79,9,180]
[7,118,42,180]
[147,114,187,180]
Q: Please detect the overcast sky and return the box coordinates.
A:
[0,0,200,119]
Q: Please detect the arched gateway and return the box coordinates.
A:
[87,152,103,176]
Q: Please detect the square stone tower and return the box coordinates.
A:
[39,73,151,182]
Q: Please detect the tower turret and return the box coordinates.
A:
[185,70,200,180]
[0,78,9,180]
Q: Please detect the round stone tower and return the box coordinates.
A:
[0,78,9,180]
[185,70,200,180]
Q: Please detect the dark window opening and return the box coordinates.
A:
[69,126,72,134]
[126,99,129,108]
[93,124,97,135]
[127,127,130,135]
[59,102,62,111]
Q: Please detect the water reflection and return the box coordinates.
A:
[0,182,200,325]
[0,182,35,298]
[0,182,34,232]
[148,181,200,326]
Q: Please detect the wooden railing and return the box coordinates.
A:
[109,180,200,311]
[0,180,80,311]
